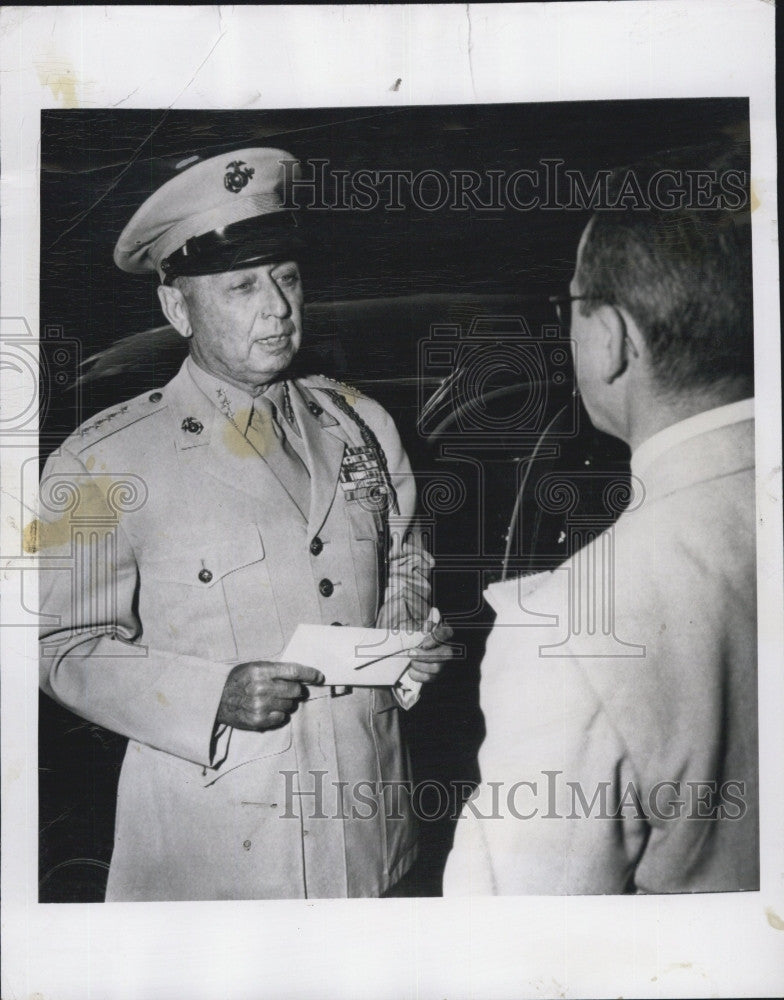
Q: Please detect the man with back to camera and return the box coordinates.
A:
[37,147,454,901]
[444,166,758,894]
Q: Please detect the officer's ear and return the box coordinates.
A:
[595,304,639,385]
[157,282,192,339]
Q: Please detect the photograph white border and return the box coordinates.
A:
[1,4,781,998]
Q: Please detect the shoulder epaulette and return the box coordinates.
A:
[68,389,168,451]
[305,373,367,401]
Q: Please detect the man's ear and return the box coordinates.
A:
[596,304,629,384]
[157,283,192,339]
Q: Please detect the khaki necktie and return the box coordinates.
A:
[246,390,311,513]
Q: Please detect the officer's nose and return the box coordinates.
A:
[257,272,290,319]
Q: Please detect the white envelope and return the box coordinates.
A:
[281,623,427,686]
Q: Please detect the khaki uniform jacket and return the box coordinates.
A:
[38,360,433,900]
[444,417,758,895]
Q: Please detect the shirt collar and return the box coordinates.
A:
[186,355,264,435]
[185,354,301,436]
[631,397,755,478]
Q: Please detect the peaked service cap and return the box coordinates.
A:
[114,148,306,283]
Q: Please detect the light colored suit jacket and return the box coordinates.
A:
[444,416,758,895]
[38,360,433,900]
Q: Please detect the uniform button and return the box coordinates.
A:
[243,840,251,851]
[149,392,162,403]
[309,536,323,556]
[198,568,213,583]
[319,578,334,597]
[331,621,342,627]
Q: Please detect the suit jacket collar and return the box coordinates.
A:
[163,361,353,534]
[164,361,305,516]
[631,398,754,479]
[165,362,218,450]
[289,380,353,535]
[637,417,755,503]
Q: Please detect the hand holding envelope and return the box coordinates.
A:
[282,613,456,687]
[405,614,456,685]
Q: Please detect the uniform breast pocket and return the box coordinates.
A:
[140,524,285,663]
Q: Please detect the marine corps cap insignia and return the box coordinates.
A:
[224,161,255,193]
[181,417,204,434]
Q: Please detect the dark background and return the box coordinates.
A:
[39,99,750,900]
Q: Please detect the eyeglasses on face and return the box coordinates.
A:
[548,294,599,332]
[548,294,639,358]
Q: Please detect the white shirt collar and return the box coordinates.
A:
[631,397,754,478]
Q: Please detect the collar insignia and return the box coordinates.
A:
[181,417,204,434]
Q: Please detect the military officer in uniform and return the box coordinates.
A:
[37,147,454,901]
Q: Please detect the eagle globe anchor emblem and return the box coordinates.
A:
[224,160,255,193]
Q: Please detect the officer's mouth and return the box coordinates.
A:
[254,332,293,351]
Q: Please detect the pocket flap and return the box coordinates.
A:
[145,524,265,587]
[204,723,293,785]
